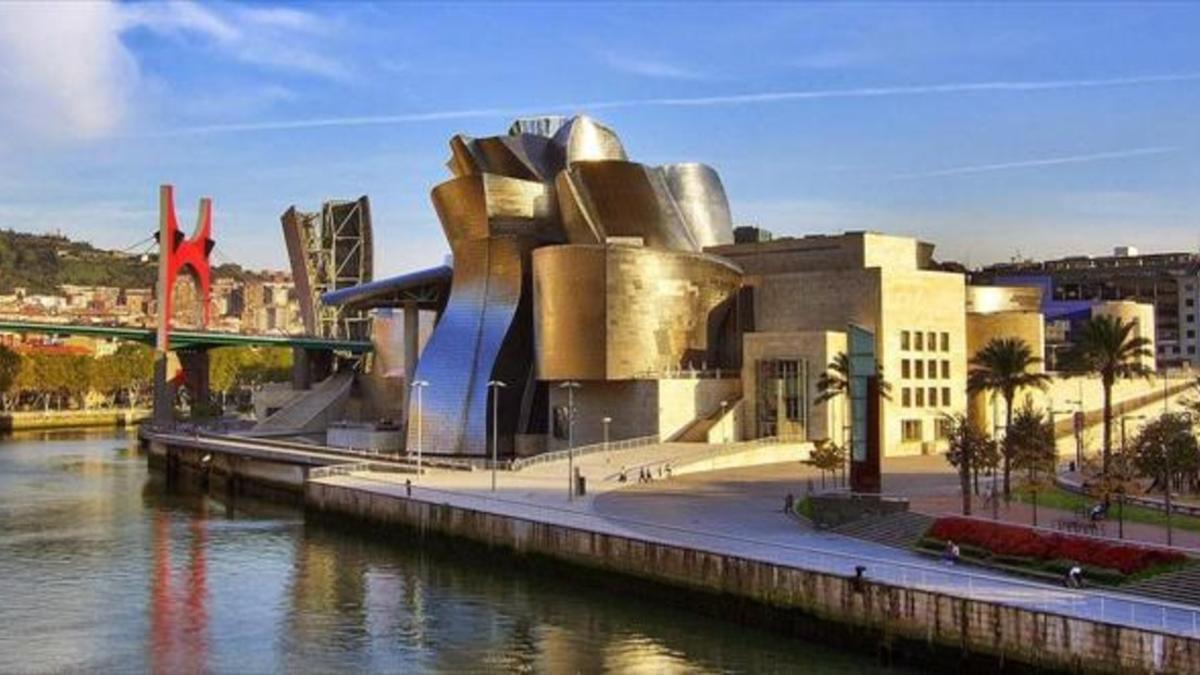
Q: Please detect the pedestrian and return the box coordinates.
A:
[405,478,412,497]
[665,464,672,479]
[618,467,627,483]
[943,540,960,566]
[784,493,795,513]
[1065,565,1083,588]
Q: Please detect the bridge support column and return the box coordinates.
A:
[404,300,420,382]
[153,353,171,427]
[178,348,211,408]
[292,347,334,390]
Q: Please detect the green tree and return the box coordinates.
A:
[803,438,846,489]
[1131,413,1199,494]
[1063,315,1154,479]
[942,413,997,516]
[967,337,1050,499]
[0,345,18,410]
[1006,403,1057,525]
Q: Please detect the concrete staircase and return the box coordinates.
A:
[1120,563,1200,607]
[831,511,936,550]
[249,371,354,436]
[669,396,741,443]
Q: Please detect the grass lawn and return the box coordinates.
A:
[1015,486,1200,533]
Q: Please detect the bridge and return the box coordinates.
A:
[0,320,373,353]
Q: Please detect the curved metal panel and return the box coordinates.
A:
[533,245,742,381]
[660,163,734,248]
[552,115,627,164]
[557,161,699,252]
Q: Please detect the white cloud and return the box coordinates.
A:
[887,146,1178,180]
[0,1,347,144]
[595,49,704,80]
[0,1,138,141]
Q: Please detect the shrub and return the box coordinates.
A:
[927,517,1187,575]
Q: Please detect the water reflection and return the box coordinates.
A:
[0,431,913,674]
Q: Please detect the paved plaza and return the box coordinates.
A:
[315,443,1200,639]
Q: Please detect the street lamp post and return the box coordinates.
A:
[602,416,612,456]
[720,399,729,444]
[410,379,429,478]
[1065,398,1083,470]
[560,381,581,500]
[487,379,507,492]
[1118,414,1146,540]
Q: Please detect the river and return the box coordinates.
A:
[0,430,914,673]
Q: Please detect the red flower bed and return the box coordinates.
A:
[927,517,1187,575]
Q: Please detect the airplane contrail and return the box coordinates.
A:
[888,146,1179,180]
[161,71,1200,136]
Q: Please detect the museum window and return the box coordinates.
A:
[902,388,911,407]
[940,332,949,352]
[755,358,808,438]
[914,331,924,351]
[915,388,925,407]
[901,331,910,350]
[927,332,936,351]
[928,387,938,408]
[941,387,951,407]
[902,420,923,442]
[927,359,937,378]
[915,360,924,378]
[941,360,950,379]
[901,359,911,378]
[935,418,953,440]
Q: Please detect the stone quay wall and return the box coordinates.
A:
[306,479,1200,673]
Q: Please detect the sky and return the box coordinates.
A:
[0,2,1198,275]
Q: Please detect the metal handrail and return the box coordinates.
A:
[510,434,661,471]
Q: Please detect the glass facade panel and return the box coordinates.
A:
[756,358,808,438]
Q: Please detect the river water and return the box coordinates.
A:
[0,430,913,674]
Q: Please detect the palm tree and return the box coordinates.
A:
[967,337,1050,498]
[1063,315,1154,478]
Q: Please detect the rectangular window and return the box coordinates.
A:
[942,387,951,407]
[927,331,937,351]
[902,388,911,407]
[902,420,923,442]
[901,331,910,350]
[916,388,925,407]
[915,360,925,378]
[941,360,950,379]
[940,332,949,352]
[1189,330,1196,339]
[928,359,937,378]
[935,418,953,440]
[1190,346,1196,355]
[901,359,911,378]
[914,331,924,351]
[928,387,938,408]
[1189,299,1195,308]
[1189,314,1196,323]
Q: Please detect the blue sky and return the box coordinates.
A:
[0,2,1198,275]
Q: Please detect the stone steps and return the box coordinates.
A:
[1121,562,1200,607]
[831,511,935,550]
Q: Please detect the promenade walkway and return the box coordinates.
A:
[314,448,1200,639]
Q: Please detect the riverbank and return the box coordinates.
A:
[0,408,150,432]
[147,430,1200,673]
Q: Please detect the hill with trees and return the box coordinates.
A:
[0,229,274,294]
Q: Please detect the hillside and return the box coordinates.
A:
[0,229,273,294]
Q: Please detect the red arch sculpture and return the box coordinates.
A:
[157,184,215,337]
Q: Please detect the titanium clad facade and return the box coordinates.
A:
[403,114,741,456]
[533,245,742,381]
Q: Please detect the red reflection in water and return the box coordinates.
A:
[150,506,210,673]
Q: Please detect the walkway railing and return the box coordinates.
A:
[510,434,661,471]
[332,473,1200,645]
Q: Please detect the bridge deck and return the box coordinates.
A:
[0,320,372,352]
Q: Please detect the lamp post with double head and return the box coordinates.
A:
[560,381,581,500]
[488,379,507,492]
[410,379,429,478]
[603,416,612,455]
